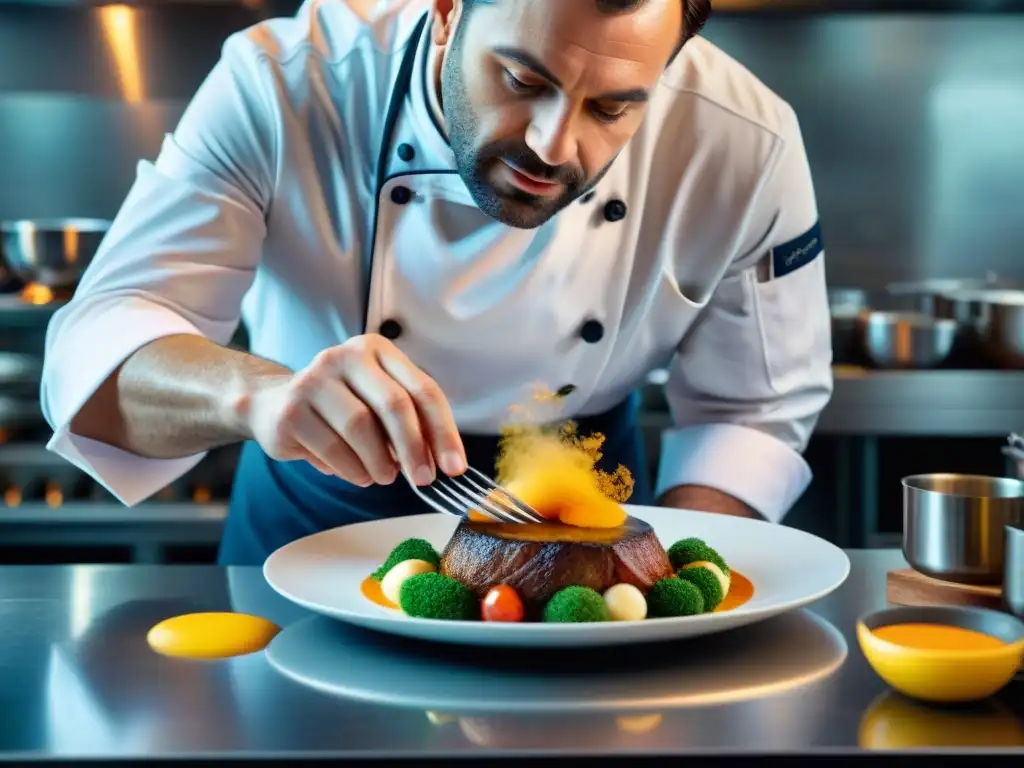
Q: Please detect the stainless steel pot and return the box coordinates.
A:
[932,289,993,363]
[977,290,1024,369]
[0,218,109,288]
[903,473,1024,585]
[885,276,1008,314]
[828,287,870,365]
[1005,523,1024,617]
[858,311,956,369]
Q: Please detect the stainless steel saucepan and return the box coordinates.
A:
[885,275,1009,314]
[828,287,870,365]
[977,290,1024,369]
[0,218,109,288]
[903,473,1024,585]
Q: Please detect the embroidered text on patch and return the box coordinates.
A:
[771,221,823,279]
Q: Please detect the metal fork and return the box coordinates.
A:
[405,465,546,523]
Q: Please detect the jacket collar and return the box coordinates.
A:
[405,11,456,169]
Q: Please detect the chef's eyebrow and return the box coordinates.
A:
[595,88,649,103]
[493,47,562,86]
[492,46,650,103]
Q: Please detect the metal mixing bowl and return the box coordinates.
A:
[0,218,109,288]
[858,311,957,369]
[903,473,1024,585]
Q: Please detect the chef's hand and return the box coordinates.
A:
[240,335,467,487]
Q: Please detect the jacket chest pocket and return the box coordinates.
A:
[752,255,832,394]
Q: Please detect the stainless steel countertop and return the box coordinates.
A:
[1,552,1022,761]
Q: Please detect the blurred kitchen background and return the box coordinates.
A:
[0,0,1022,563]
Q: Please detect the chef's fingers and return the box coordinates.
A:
[302,376,399,485]
[342,362,435,486]
[305,455,333,475]
[289,402,373,486]
[376,348,466,477]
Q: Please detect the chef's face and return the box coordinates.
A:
[432,0,682,229]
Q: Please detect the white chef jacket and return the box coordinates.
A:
[40,0,834,522]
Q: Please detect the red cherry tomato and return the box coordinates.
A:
[482,585,524,623]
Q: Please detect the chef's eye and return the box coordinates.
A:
[592,105,629,124]
[503,69,541,95]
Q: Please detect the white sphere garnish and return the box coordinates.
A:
[682,561,731,595]
[382,559,437,604]
[603,583,647,621]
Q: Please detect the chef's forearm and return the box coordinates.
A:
[69,334,288,458]
[657,484,761,520]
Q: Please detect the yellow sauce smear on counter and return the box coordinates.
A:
[146,612,281,659]
[360,570,754,614]
[871,623,1008,651]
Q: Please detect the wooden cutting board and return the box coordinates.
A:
[886,569,1005,611]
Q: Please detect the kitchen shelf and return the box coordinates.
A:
[0,502,225,563]
[821,367,1024,436]
[0,501,226,523]
[644,367,1024,437]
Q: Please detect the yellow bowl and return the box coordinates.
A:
[856,606,1024,703]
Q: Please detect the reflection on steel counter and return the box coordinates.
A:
[3,554,1023,757]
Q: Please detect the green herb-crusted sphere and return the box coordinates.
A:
[372,538,440,580]
[647,578,705,617]
[677,566,724,610]
[666,537,730,575]
[542,586,609,623]
[398,572,478,620]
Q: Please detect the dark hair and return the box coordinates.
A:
[595,0,711,45]
[462,0,712,52]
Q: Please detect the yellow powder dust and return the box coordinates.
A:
[479,386,633,529]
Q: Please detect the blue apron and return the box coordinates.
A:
[216,14,650,565]
[218,393,651,565]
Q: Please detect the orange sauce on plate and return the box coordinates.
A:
[362,576,399,610]
[871,623,1008,652]
[360,570,754,615]
[715,570,754,612]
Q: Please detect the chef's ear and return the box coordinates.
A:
[431,0,460,45]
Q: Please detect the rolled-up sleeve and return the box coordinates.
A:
[41,33,280,506]
[655,104,834,522]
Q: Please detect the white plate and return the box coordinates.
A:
[262,505,850,648]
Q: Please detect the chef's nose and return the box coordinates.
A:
[525,101,578,169]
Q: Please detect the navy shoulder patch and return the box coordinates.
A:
[771,221,823,279]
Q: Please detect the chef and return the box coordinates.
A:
[40,0,833,565]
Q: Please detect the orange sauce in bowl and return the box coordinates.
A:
[871,623,1009,652]
[360,570,755,615]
